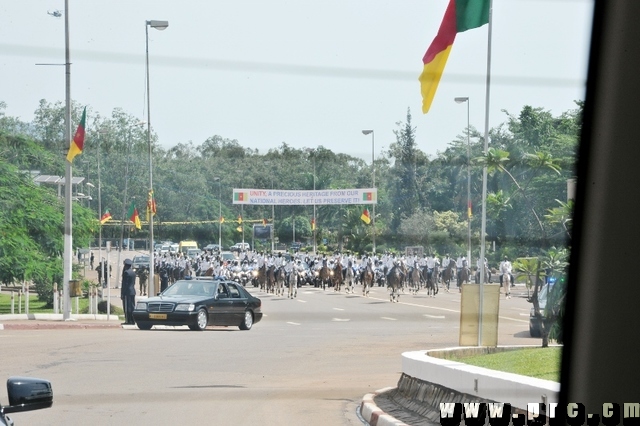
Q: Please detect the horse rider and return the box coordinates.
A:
[425,253,436,282]
[499,256,514,298]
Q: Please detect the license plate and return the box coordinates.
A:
[149,313,167,320]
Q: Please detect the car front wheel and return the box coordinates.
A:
[137,322,153,330]
[239,310,253,330]
[189,308,208,331]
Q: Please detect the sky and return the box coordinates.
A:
[0,0,593,162]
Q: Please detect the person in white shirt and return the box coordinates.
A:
[499,256,514,298]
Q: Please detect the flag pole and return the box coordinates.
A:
[478,0,494,346]
[62,0,72,320]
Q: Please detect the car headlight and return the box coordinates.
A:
[175,303,195,312]
[135,302,147,310]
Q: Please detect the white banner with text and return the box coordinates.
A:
[232,188,377,205]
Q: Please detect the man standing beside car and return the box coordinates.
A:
[121,259,137,324]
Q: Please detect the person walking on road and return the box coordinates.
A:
[121,259,136,325]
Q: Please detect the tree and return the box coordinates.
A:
[388,108,428,232]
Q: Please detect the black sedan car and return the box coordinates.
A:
[133,278,262,331]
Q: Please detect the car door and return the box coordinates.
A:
[226,282,248,324]
[211,282,234,325]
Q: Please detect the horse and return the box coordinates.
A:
[475,266,492,284]
[361,263,374,297]
[288,268,298,299]
[317,259,332,290]
[457,265,471,290]
[423,263,439,297]
[441,259,456,292]
[274,266,286,296]
[332,261,344,292]
[266,265,276,294]
[386,263,405,302]
[408,266,422,295]
[256,264,267,290]
[344,261,355,294]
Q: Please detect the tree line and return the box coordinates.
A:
[0,99,578,286]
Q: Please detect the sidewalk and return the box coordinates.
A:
[0,313,126,330]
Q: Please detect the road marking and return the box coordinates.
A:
[286,322,301,326]
[297,300,307,303]
[519,313,530,316]
[332,318,350,322]
[356,293,530,323]
[381,317,397,321]
[365,296,462,313]
[333,307,344,311]
[423,314,445,319]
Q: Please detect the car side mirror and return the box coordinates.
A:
[2,377,53,414]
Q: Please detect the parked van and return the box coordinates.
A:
[178,240,198,254]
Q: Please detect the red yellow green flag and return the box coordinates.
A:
[419,0,489,113]
[311,218,316,230]
[468,199,472,218]
[262,218,267,226]
[100,209,112,225]
[128,202,141,230]
[146,189,157,221]
[237,215,243,224]
[66,106,87,163]
[361,209,371,225]
[220,216,225,224]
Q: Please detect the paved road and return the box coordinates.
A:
[1,279,536,425]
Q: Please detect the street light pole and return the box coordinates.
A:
[455,97,471,266]
[362,130,375,254]
[214,177,222,248]
[313,153,317,255]
[145,19,168,297]
[62,0,72,320]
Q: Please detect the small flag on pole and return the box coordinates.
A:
[220,216,225,224]
[100,209,112,225]
[262,218,267,226]
[66,106,87,163]
[311,218,316,230]
[361,209,371,225]
[128,202,141,230]
[468,200,472,218]
[237,215,243,224]
[236,226,242,232]
[146,189,157,221]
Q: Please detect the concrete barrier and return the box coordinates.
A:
[401,346,560,410]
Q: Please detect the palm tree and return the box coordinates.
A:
[477,148,562,242]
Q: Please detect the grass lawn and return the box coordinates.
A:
[448,347,561,382]
[0,293,123,316]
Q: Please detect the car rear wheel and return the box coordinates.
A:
[189,308,208,331]
[137,322,153,330]
[239,310,253,330]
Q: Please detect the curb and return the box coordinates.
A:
[360,387,408,426]
[0,314,123,330]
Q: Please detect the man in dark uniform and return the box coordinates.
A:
[121,259,136,325]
